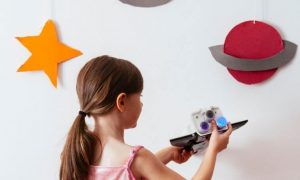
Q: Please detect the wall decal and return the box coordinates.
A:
[16,20,82,88]
[119,0,171,7]
[209,20,297,85]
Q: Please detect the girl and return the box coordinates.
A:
[60,55,232,180]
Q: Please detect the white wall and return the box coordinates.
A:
[1,0,300,179]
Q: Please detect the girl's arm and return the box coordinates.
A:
[155,146,192,164]
[132,120,232,180]
[192,147,217,180]
[192,120,233,180]
[132,148,185,180]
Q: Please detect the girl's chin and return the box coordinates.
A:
[127,123,137,129]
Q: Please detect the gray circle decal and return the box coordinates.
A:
[119,0,171,7]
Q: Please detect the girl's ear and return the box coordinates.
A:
[116,93,127,112]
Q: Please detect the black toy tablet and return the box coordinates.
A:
[170,120,248,151]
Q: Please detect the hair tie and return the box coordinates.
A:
[79,111,87,117]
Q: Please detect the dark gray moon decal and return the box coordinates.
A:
[119,0,171,7]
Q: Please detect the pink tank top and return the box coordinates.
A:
[88,146,143,180]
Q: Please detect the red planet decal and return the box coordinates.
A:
[209,20,297,85]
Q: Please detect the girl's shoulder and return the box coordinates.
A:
[131,147,184,180]
[132,146,152,158]
[129,146,152,178]
[130,147,163,178]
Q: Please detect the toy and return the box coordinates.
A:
[170,106,248,153]
[192,106,228,135]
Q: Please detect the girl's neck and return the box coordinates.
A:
[91,115,125,166]
[93,113,125,144]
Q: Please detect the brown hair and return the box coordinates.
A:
[59,55,143,180]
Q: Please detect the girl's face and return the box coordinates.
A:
[123,92,143,128]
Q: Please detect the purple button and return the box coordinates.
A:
[200,121,210,133]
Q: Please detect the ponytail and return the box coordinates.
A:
[60,114,99,180]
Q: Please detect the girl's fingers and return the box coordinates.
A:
[211,120,218,132]
[182,150,191,157]
[224,122,233,136]
[182,150,192,159]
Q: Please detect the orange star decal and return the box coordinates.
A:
[16,20,82,88]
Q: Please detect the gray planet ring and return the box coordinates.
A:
[119,0,171,7]
[209,40,297,71]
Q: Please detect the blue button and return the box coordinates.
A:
[216,116,227,128]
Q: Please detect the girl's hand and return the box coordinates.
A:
[156,146,192,164]
[208,120,233,154]
[170,146,193,164]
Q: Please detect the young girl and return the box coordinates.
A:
[60,55,233,180]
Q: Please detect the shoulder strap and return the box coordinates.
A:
[126,145,144,168]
